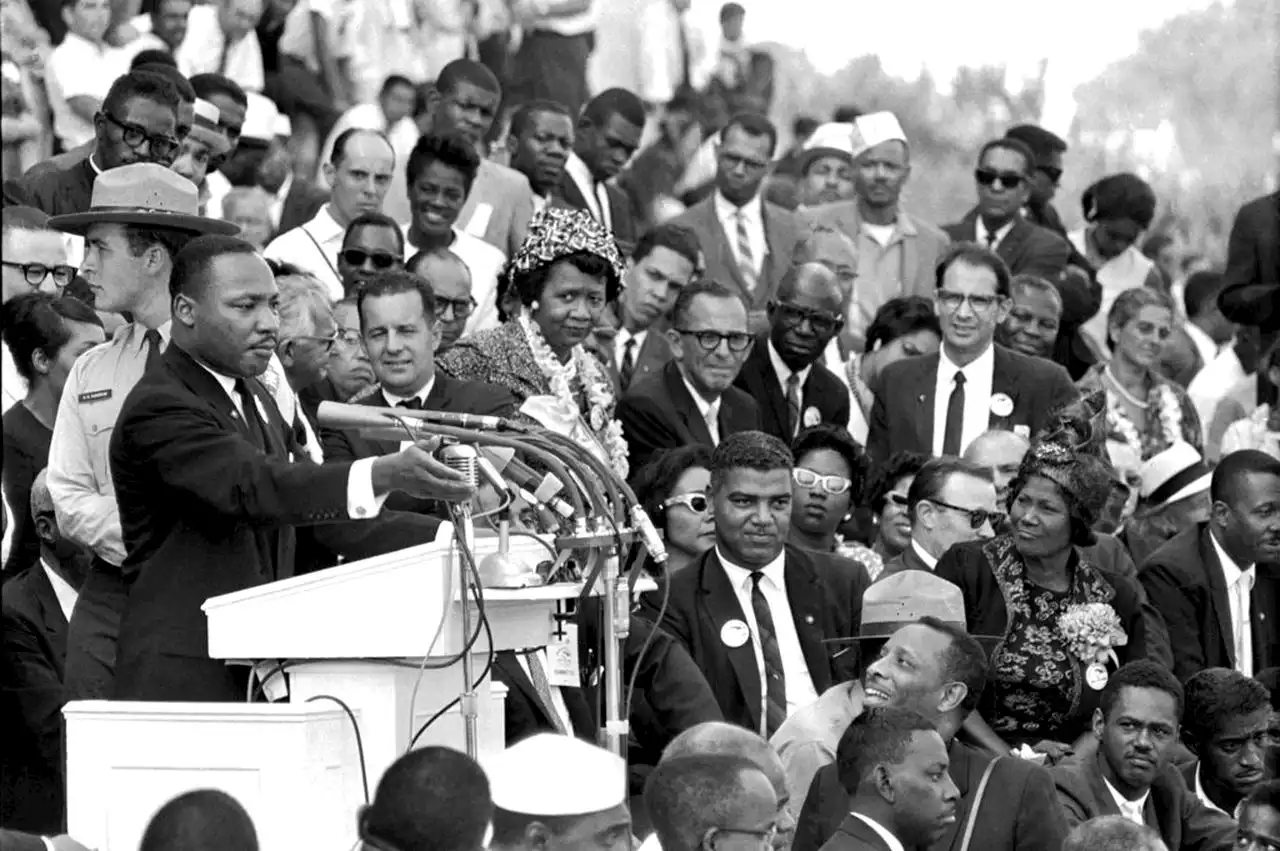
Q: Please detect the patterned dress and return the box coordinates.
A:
[1077,364,1203,460]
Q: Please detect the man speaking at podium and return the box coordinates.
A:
[108,236,477,702]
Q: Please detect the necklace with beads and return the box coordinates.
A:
[1104,365,1149,409]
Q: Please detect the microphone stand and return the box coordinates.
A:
[441,443,480,758]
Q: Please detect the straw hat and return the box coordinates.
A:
[1138,442,1212,506]
[48,162,240,236]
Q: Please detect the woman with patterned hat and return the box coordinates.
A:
[438,207,629,479]
[935,392,1154,757]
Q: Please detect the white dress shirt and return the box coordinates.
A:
[850,814,906,851]
[176,4,265,92]
[615,328,648,373]
[48,33,128,148]
[515,648,573,733]
[510,0,597,35]
[932,343,996,458]
[637,834,662,851]
[718,547,818,734]
[1194,762,1244,818]
[974,217,1015,250]
[565,152,611,230]
[1103,776,1149,826]
[910,538,938,570]
[1183,322,1221,370]
[43,558,79,622]
[1188,347,1246,434]
[2,343,24,413]
[681,371,720,445]
[714,190,766,279]
[265,205,406,301]
[1210,529,1256,676]
[380,376,437,450]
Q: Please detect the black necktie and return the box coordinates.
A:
[942,371,966,456]
[985,230,998,249]
[750,571,787,737]
[143,328,164,373]
[397,397,423,410]
[235,378,268,452]
[619,337,636,389]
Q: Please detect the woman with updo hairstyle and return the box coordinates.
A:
[1,291,105,575]
[439,207,629,478]
[860,450,929,568]
[844,296,942,442]
[628,445,714,574]
[1071,173,1165,349]
[1077,286,1202,460]
[936,393,1153,757]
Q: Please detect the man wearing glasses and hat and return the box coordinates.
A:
[778,572,1068,851]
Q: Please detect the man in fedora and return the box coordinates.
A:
[779,572,1069,851]
[45,162,240,703]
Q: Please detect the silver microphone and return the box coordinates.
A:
[438,443,479,489]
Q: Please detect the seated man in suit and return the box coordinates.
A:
[866,243,1079,467]
[645,755,779,851]
[561,88,645,256]
[619,280,759,470]
[1053,661,1236,850]
[877,457,999,578]
[821,708,959,851]
[640,431,866,737]
[1140,449,1280,681]
[611,222,702,393]
[671,113,800,333]
[1182,668,1274,819]
[1,472,89,833]
[734,262,851,442]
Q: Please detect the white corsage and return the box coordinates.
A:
[1058,602,1128,690]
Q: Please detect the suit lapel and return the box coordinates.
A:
[664,363,715,446]
[936,741,979,851]
[30,566,69,676]
[703,199,750,297]
[746,336,788,436]
[166,345,253,439]
[784,546,829,692]
[495,652,558,728]
[1199,528,1238,665]
[988,347,1019,430]
[698,550,763,730]
[913,354,940,451]
[1088,750,1123,817]
[998,219,1032,268]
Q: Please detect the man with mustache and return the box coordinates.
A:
[1140,448,1280,681]
[1182,668,1274,819]
[1053,661,1236,850]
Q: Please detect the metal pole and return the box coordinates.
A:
[456,502,479,758]
[599,547,629,759]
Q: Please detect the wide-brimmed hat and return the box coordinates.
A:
[826,570,1001,645]
[798,122,856,174]
[1139,441,1212,506]
[48,163,240,236]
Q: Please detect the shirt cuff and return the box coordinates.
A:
[43,839,57,851]
[347,456,389,520]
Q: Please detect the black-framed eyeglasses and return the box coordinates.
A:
[974,168,1025,190]
[936,290,1003,313]
[1,261,77,288]
[434,295,477,321]
[336,327,363,347]
[101,112,181,161]
[886,492,909,507]
[704,823,778,849]
[770,300,843,336]
[1037,165,1063,185]
[676,328,753,353]
[662,492,709,514]
[927,498,1002,530]
[793,468,852,495]
[340,248,402,270]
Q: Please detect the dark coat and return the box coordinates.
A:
[637,544,866,732]
[875,540,933,580]
[1138,523,1278,682]
[865,344,1079,467]
[559,173,640,257]
[108,344,440,701]
[492,649,597,743]
[817,815,896,851]
[796,740,1069,851]
[619,360,761,471]
[1,564,69,832]
[1218,191,1280,405]
[0,829,51,851]
[275,177,329,237]
[733,335,849,443]
[17,153,96,217]
[1052,750,1236,851]
[943,211,1071,281]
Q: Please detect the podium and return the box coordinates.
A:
[66,524,586,850]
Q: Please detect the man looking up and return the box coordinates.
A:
[1182,667,1274,818]
[507,100,575,213]
[562,88,646,255]
[878,458,998,577]
[265,128,397,300]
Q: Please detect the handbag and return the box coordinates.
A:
[956,756,1002,851]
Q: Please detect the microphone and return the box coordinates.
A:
[316,401,505,439]
[415,409,506,431]
[438,443,479,489]
[478,447,575,519]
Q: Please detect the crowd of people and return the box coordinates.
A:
[1,0,1279,849]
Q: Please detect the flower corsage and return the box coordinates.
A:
[1057,602,1128,690]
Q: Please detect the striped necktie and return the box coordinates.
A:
[735,209,758,296]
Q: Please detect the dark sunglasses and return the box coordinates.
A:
[974,168,1025,190]
[676,328,753,353]
[102,112,181,162]
[1,261,77,288]
[928,498,1003,530]
[771,301,843,336]
[1037,165,1063,184]
[341,248,401,270]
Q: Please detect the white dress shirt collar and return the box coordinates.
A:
[681,370,721,444]
[910,538,938,569]
[714,188,763,224]
[939,342,995,381]
[616,327,648,365]
[974,217,1016,248]
[194,358,242,407]
[380,375,437,408]
[311,203,348,244]
[1103,776,1149,825]
[932,342,996,457]
[42,557,79,623]
[1210,528,1256,586]
[718,545,785,592]
[1194,762,1243,818]
[768,338,812,395]
[565,152,606,223]
[850,814,906,851]
[1184,322,1221,367]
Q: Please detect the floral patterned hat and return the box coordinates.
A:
[1017,390,1115,531]
[501,207,626,295]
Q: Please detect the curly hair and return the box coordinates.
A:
[791,424,869,503]
[1099,660,1184,723]
[864,296,941,355]
[709,431,793,494]
[1182,668,1272,748]
[630,445,714,533]
[866,451,928,514]
[504,250,621,309]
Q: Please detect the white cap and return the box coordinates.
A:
[850,111,908,159]
[1139,441,1212,505]
[799,122,856,173]
[483,734,626,817]
[241,92,280,143]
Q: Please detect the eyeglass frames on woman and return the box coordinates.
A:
[676,329,753,353]
[102,112,181,162]
[661,492,709,514]
[927,497,1002,530]
[974,168,1025,190]
[793,468,852,495]
[340,249,401,270]
[1,261,77,288]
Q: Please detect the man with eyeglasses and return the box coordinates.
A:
[865,243,1078,467]
[734,262,850,443]
[1053,661,1237,850]
[1003,125,1068,236]
[273,271,338,399]
[408,248,475,352]
[338,211,407,295]
[943,137,1071,282]
[618,279,759,471]
[1238,781,1280,851]
[645,755,779,851]
[878,458,998,579]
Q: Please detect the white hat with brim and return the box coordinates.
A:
[1139,441,1212,506]
[798,122,856,175]
[49,162,240,237]
[850,111,909,160]
[482,734,626,817]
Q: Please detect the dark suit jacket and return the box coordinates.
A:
[1138,523,1278,682]
[797,740,1068,851]
[943,211,1071,280]
[492,649,597,743]
[593,304,675,395]
[865,344,1079,467]
[875,540,933,580]
[1053,750,1236,851]
[734,335,850,442]
[1218,191,1280,405]
[670,195,801,328]
[0,829,50,851]
[619,360,761,471]
[108,344,440,702]
[818,815,895,851]
[559,173,639,257]
[276,178,329,237]
[637,545,866,731]
[1,403,52,578]
[1,564,69,833]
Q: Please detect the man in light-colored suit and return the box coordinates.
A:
[671,112,800,335]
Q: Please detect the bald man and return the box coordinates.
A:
[734,262,852,442]
[962,429,1030,509]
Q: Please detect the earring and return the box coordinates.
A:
[531,299,540,312]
